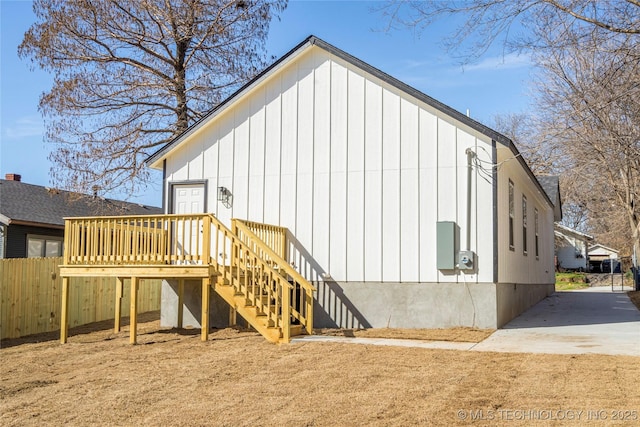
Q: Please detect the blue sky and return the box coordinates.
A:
[0,0,534,207]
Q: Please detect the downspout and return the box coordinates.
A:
[463,147,478,325]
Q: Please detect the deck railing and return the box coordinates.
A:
[62,213,315,341]
[63,214,211,265]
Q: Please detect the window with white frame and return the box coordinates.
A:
[27,235,63,258]
[509,180,515,250]
[522,195,528,255]
[534,208,539,259]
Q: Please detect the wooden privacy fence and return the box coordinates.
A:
[0,257,161,340]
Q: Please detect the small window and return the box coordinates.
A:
[522,196,528,255]
[46,240,62,257]
[27,238,44,258]
[27,235,63,258]
[534,209,539,259]
[508,180,514,250]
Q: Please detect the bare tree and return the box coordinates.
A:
[493,113,592,232]
[19,0,286,196]
[378,1,640,62]
[535,27,640,256]
[381,0,640,258]
[492,112,559,175]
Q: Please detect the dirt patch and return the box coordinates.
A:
[587,273,624,287]
[2,317,639,426]
[316,327,494,343]
[629,291,640,311]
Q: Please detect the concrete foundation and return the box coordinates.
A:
[314,281,554,329]
[159,279,553,331]
[495,282,555,327]
[160,280,230,329]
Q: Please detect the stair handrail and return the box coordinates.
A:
[232,219,316,294]
[233,219,288,259]
[232,219,315,335]
[208,214,313,340]
[208,215,289,332]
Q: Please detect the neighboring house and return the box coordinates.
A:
[554,223,594,272]
[588,244,620,273]
[146,35,561,330]
[0,174,161,258]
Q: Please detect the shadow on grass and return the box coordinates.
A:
[0,311,161,349]
[152,325,260,342]
[1,313,261,349]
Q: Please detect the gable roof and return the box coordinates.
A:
[538,176,559,203]
[588,244,619,255]
[0,179,162,229]
[147,35,513,167]
[145,35,555,209]
[537,175,563,221]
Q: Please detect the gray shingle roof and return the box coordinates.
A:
[0,179,162,227]
[537,176,560,206]
[536,175,562,221]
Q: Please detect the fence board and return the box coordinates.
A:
[0,257,161,340]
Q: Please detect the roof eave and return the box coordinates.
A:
[146,36,319,169]
[5,219,65,229]
[0,214,11,226]
[499,142,556,210]
[589,244,618,253]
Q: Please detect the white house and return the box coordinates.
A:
[146,36,560,330]
[588,244,620,272]
[554,223,594,271]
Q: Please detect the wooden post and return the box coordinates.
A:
[202,215,211,264]
[63,219,71,265]
[177,279,184,329]
[306,290,314,335]
[114,277,123,333]
[229,307,237,327]
[282,282,291,343]
[60,277,69,343]
[201,277,210,341]
[281,229,287,262]
[130,277,138,344]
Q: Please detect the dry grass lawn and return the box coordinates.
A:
[316,327,494,342]
[2,313,640,426]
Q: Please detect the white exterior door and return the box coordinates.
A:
[173,183,205,215]
[172,184,205,263]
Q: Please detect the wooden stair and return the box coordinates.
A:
[213,279,305,343]
[204,216,315,343]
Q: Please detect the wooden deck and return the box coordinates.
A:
[59,214,314,345]
[59,264,217,278]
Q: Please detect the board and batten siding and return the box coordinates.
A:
[496,145,556,285]
[164,46,495,284]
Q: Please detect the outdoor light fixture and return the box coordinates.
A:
[217,186,233,208]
